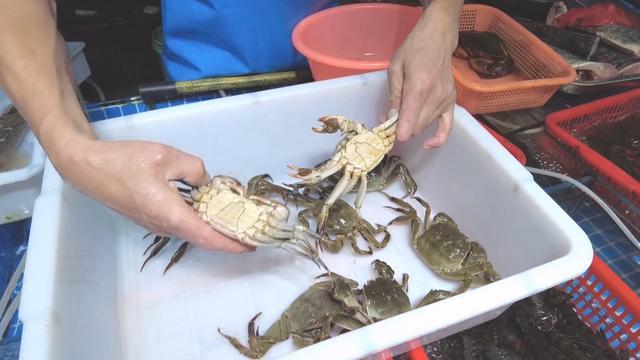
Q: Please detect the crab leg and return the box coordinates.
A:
[140,236,171,272]
[316,172,351,230]
[348,235,374,256]
[163,241,189,275]
[360,222,391,250]
[317,169,360,231]
[313,115,367,135]
[287,158,343,184]
[143,234,162,256]
[354,173,367,212]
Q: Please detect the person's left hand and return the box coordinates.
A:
[387,2,460,149]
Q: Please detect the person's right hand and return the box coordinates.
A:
[55,137,251,254]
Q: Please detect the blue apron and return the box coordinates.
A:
[161,0,338,81]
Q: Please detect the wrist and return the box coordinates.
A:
[40,112,98,181]
[419,0,462,52]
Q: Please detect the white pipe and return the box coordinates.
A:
[527,166,640,252]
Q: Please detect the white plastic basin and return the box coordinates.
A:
[19,71,593,360]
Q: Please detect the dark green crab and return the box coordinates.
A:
[250,174,391,255]
[384,194,500,306]
[454,30,515,79]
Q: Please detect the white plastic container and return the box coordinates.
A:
[19,71,593,360]
[0,41,89,224]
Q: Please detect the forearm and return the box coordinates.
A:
[0,0,95,173]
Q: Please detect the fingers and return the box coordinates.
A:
[423,107,454,149]
[387,61,403,121]
[166,147,211,187]
[396,76,424,142]
[168,200,252,254]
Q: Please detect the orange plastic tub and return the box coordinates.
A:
[292,3,421,80]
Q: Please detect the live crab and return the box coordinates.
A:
[288,114,398,232]
[140,175,327,274]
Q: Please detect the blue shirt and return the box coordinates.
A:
[161,0,338,81]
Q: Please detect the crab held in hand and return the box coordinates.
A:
[288,154,417,201]
[141,175,327,274]
[288,114,398,231]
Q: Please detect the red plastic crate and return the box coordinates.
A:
[559,255,640,359]
[391,255,640,360]
[545,89,640,235]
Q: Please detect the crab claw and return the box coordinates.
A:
[312,116,341,133]
[287,165,314,179]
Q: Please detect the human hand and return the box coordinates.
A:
[55,137,251,254]
[387,0,462,149]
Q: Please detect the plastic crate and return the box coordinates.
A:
[560,255,640,359]
[546,88,640,236]
[454,5,576,114]
[19,71,593,360]
[393,255,640,360]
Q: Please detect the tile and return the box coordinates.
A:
[87,109,106,122]
[104,106,123,119]
[121,104,139,115]
[136,102,149,112]
[169,99,186,107]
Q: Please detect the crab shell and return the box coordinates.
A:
[190,176,321,255]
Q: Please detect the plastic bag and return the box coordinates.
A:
[161,0,339,81]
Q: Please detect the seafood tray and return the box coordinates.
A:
[18,71,592,360]
[546,88,640,236]
[560,74,640,95]
[454,5,576,114]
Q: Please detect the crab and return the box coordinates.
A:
[289,155,417,201]
[361,259,411,322]
[384,194,500,304]
[140,175,327,274]
[454,30,514,79]
[248,174,391,255]
[218,272,372,359]
[288,114,398,231]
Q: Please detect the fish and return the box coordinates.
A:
[517,17,600,59]
[551,46,619,81]
[587,25,640,57]
[546,1,568,25]
[591,43,640,76]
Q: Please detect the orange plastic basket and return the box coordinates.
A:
[454,5,577,114]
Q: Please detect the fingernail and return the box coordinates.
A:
[204,172,211,183]
[388,108,398,119]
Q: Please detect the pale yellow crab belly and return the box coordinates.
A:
[343,133,388,171]
[194,192,270,239]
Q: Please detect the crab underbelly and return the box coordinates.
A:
[344,134,387,171]
[198,194,264,235]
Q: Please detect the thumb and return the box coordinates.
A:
[168,149,211,187]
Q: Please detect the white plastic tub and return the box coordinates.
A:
[19,71,593,360]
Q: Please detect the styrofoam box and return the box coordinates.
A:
[19,71,593,360]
